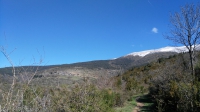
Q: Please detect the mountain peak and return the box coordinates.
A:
[125,46,188,57]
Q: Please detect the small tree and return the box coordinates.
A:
[165,4,200,79]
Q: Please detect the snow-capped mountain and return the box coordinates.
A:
[125,46,198,57]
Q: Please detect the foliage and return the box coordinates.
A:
[148,53,200,111]
[0,81,119,112]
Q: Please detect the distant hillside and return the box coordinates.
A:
[2,45,192,83]
[0,52,178,77]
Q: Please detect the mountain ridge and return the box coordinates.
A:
[125,45,200,57]
[125,46,187,57]
[0,45,192,77]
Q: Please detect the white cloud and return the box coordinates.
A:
[152,27,158,33]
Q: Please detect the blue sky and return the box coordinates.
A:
[0,0,199,67]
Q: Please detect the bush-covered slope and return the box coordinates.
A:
[114,52,200,111]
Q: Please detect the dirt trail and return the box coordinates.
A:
[133,99,144,112]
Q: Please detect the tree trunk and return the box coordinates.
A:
[189,50,195,81]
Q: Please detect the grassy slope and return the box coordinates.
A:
[115,94,153,112]
[115,95,137,112]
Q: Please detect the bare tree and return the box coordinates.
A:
[0,45,47,111]
[165,4,200,79]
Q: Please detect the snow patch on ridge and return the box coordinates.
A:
[126,46,189,57]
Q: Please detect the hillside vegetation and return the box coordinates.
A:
[1,51,200,111]
[114,52,200,111]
